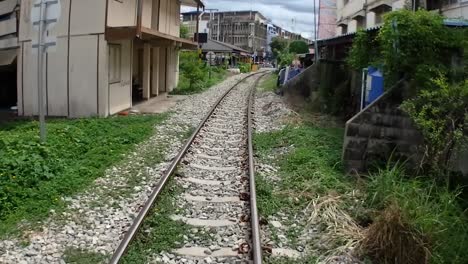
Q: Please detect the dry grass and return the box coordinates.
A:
[360,204,431,264]
[304,194,365,264]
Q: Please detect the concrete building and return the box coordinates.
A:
[201,39,251,66]
[336,0,467,34]
[15,0,202,118]
[319,0,338,39]
[0,0,20,111]
[182,11,268,58]
[181,10,210,39]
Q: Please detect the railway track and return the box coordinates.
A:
[110,72,268,264]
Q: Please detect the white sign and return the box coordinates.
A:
[207,51,216,65]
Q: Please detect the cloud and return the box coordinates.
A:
[182,0,320,39]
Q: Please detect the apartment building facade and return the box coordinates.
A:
[336,0,467,34]
[16,0,202,118]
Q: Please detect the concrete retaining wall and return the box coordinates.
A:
[342,82,425,173]
[282,64,319,99]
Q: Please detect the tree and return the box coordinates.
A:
[270,37,288,58]
[289,40,309,54]
[180,24,189,39]
[179,51,205,89]
[277,51,294,68]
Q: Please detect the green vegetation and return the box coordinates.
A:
[172,51,227,95]
[254,125,348,216]
[63,248,107,264]
[238,62,252,73]
[180,24,189,39]
[270,37,288,59]
[347,10,468,173]
[289,40,309,54]
[121,179,188,263]
[364,164,468,264]
[259,73,278,92]
[269,37,308,67]
[0,115,166,236]
[401,79,468,173]
[255,120,468,263]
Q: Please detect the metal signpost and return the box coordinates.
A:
[31,0,60,142]
[206,51,215,79]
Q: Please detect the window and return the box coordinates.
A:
[109,44,121,84]
[375,12,385,24]
[341,24,348,34]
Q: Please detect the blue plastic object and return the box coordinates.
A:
[365,67,384,106]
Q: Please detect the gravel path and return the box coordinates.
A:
[0,74,248,264]
[149,74,265,264]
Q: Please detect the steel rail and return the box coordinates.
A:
[247,73,268,264]
[109,71,264,264]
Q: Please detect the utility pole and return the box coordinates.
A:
[37,0,46,142]
[313,0,319,63]
[31,0,61,143]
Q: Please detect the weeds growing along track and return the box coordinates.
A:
[255,118,468,263]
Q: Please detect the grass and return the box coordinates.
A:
[259,73,278,92]
[63,248,107,264]
[364,164,468,264]
[0,115,167,237]
[172,67,227,95]
[121,178,188,263]
[264,256,318,264]
[254,125,349,217]
[254,121,468,263]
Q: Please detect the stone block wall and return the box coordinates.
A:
[342,83,425,173]
[281,64,320,99]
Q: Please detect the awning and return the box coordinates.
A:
[0,49,17,66]
[180,0,204,8]
[351,10,366,19]
[0,0,18,17]
[368,1,392,13]
[337,20,348,27]
[140,27,198,49]
[105,26,199,49]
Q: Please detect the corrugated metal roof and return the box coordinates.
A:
[201,39,251,54]
[312,19,468,45]
[443,19,468,27]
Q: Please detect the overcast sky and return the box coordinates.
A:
[182,0,318,39]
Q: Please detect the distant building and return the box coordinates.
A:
[183,10,267,59]
[319,0,338,39]
[336,0,468,34]
[266,24,279,59]
[182,10,311,61]
[181,11,210,38]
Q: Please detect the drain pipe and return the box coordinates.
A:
[360,68,368,110]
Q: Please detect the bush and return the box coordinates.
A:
[173,51,227,95]
[238,62,251,73]
[364,164,468,263]
[401,78,468,173]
